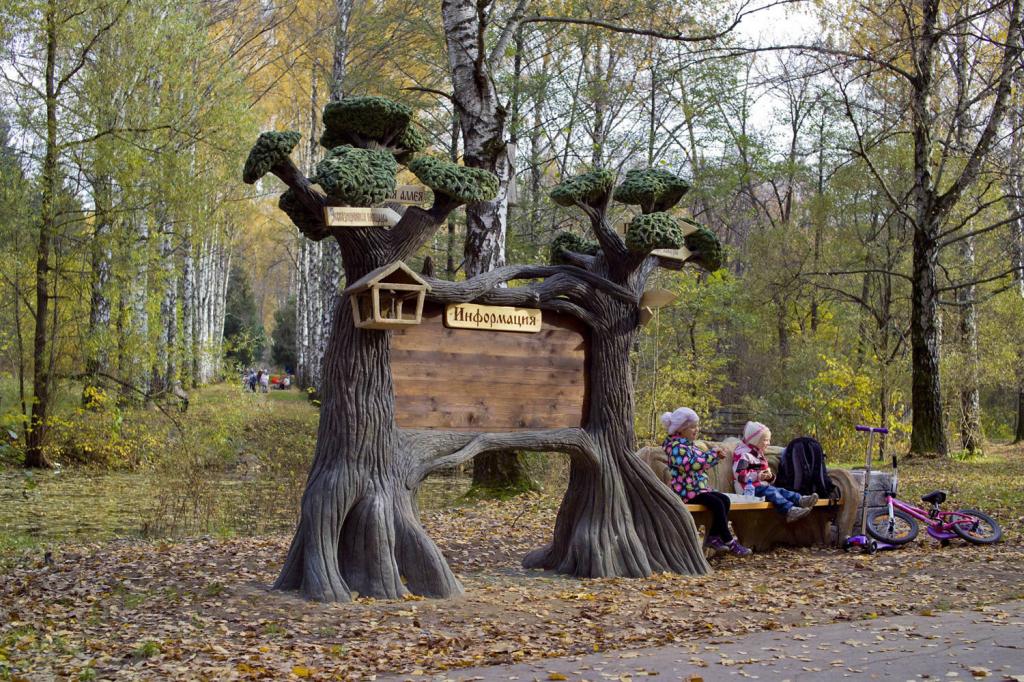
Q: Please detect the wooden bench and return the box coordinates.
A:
[638,441,859,552]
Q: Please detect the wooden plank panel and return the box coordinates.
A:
[391,304,588,431]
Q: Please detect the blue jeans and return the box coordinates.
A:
[754,485,802,514]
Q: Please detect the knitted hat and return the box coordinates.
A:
[742,421,769,445]
[660,407,699,435]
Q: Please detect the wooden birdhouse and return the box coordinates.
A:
[344,261,430,330]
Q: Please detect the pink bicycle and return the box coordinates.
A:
[868,488,1002,546]
[862,442,1001,546]
[844,425,1001,552]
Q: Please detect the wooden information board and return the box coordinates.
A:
[391,303,588,431]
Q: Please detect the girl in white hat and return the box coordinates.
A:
[661,407,751,556]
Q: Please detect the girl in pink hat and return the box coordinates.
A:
[732,421,818,522]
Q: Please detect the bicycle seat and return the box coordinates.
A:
[921,490,947,505]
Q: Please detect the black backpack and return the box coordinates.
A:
[777,436,838,500]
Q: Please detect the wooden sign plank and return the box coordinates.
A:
[325,206,401,227]
[444,303,542,333]
[391,184,429,205]
[391,305,587,431]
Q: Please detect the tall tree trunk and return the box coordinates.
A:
[443,0,528,492]
[25,0,58,467]
[956,236,982,454]
[1006,75,1024,442]
[181,224,196,388]
[908,0,949,456]
[152,215,178,394]
[124,214,150,399]
[909,211,947,455]
[83,175,113,405]
[951,11,982,456]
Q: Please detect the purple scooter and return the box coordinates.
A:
[843,425,896,553]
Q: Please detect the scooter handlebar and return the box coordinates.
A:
[855,425,889,434]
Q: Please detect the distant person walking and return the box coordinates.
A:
[259,370,270,393]
[247,369,257,393]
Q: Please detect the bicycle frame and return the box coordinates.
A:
[884,495,962,541]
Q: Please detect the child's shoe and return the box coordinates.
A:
[704,536,729,553]
[798,493,819,508]
[786,506,812,523]
[727,538,752,556]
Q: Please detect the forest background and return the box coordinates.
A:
[1,0,1023,474]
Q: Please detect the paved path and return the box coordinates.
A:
[383,601,1024,681]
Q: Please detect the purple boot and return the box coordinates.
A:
[727,538,752,556]
[704,536,729,553]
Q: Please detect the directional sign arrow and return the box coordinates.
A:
[324,207,402,227]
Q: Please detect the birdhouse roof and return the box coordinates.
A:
[343,260,430,295]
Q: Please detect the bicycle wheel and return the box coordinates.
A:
[949,509,1002,544]
[866,509,919,545]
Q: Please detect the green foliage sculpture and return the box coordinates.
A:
[683,222,724,271]
[624,212,685,253]
[409,156,500,205]
[549,168,615,207]
[613,168,691,213]
[319,96,426,162]
[550,232,600,264]
[242,131,302,185]
[314,145,397,206]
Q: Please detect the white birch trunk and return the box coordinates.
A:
[152,213,177,393]
[442,0,512,277]
[181,224,195,388]
[84,176,113,398]
[126,214,150,397]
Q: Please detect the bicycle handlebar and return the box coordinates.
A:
[855,425,889,434]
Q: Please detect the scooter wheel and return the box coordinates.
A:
[866,540,878,554]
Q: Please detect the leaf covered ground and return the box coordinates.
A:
[2,446,1024,681]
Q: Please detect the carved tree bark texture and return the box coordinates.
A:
[276,208,471,602]
[519,276,709,578]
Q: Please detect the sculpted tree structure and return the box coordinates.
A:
[432,167,723,578]
[245,97,721,601]
[244,97,499,602]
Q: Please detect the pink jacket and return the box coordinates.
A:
[732,441,771,493]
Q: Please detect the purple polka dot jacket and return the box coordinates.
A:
[662,435,721,501]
